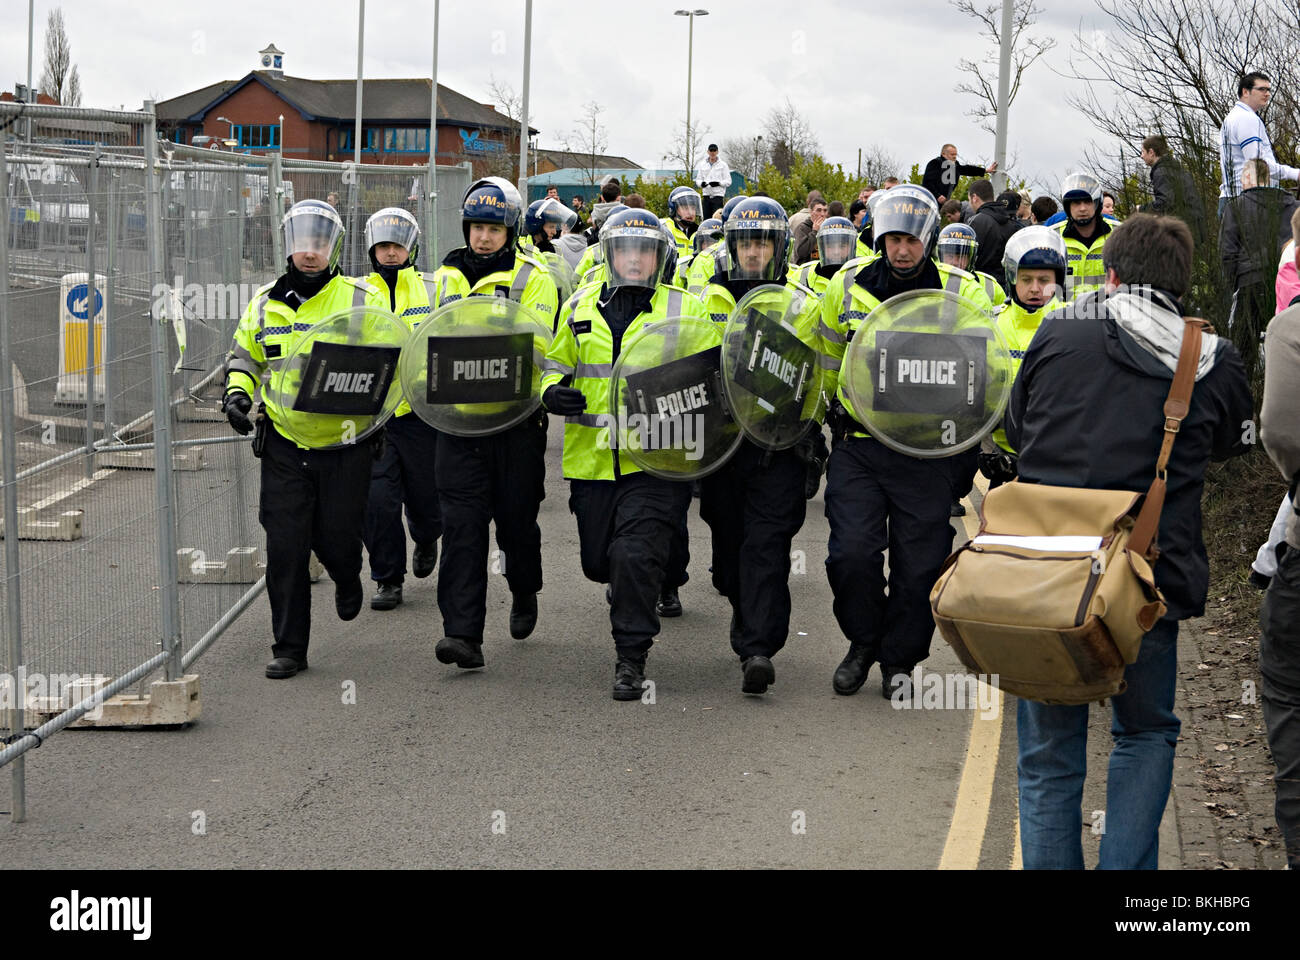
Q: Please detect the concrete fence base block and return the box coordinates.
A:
[0,509,84,541]
[100,446,204,471]
[178,546,324,583]
[19,674,201,729]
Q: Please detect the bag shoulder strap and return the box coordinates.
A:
[1128,317,1206,559]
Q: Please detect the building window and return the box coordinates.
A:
[231,124,280,149]
[340,128,377,152]
[384,127,429,153]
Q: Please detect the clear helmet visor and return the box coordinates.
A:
[672,191,702,220]
[602,232,666,289]
[284,207,344,269]
[936,237,977,269]
[817,232,856,266]
[365,209,420,258]
[693,224,723,253]
[726,222,786,280]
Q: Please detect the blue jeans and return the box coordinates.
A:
[1016,618,1181,869]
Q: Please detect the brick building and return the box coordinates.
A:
[155,44,536,176]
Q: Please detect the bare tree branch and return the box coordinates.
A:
[39,7,80,106]
[951,0,1056,135]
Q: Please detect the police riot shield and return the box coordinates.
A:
[264,305,409,450]
[840,290,1012,458]
[542,251,577,305]
[399,296,552,437]
[721,284,827,450]
[609,315,742,480]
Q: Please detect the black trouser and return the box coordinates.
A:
[703,195,725,218]
[260,424,374,662]
[1260,543,1300,869]
[434,414,546,641]
[664,504,691,590]
[569,472,692,658]
[363,413,442,585]
[823,436,956,670]
[700,441,807,660]
[953,447,980,501]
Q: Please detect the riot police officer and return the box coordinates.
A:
[222,199,389,678]
[685,195,749,295]
[540,208,709,699]
[1055,171,1112,300]
[360,207,442,611]
[935,222,1007,307]
[675,217,722,288]
[790,215,859,296]
[428,178,560,670]
[980,226,1068,487]
[819,185,993,698]
[700,197,827,694]
[664,186,703,256]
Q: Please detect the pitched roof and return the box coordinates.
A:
[156,72,537,133]
[534,147,643,170]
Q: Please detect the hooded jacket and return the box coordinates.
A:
[968,198,1023,280]
[1005,287,1253,619]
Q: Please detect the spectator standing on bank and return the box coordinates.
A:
[696,143,731,218]
[921,143,997,204]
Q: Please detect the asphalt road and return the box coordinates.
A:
[0,423,1040,869]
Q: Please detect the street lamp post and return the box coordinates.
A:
[216,115,236,149]
[674,9,709,174]
[752,134,763,186]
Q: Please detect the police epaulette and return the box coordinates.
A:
[516,251,547,271]
[346,276,380,294]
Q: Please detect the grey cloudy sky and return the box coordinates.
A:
[5,0,1128,194]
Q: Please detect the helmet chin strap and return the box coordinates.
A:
[889,259,925,279]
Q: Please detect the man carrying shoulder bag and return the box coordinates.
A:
[993,214,1251,868]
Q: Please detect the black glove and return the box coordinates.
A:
[977,450,1018,484]
[222,391,254,436]
[710,181,722,187]
[795,427,831,500]
[543,385,587,416]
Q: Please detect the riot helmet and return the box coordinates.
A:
[600,208,668,290]
[1060,172,1103,227]
[524,197,576,240]
[719,194,750,224]
[461,176,523,249]
[659,220,680,285]
[871,185,940,276]
[693,217,723,253]
[724,196,790,281]
[668,186,703,224]
[936,222,978,272]
[365,206,419,269]
[816,216,858,268]
[1002,226,1067,308]
[283,199,345,274]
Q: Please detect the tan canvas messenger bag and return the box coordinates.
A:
[929,316,1205,705]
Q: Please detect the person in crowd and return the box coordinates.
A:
[1030,196,1058,225]
[540,208,707,700]
[793,195,830,264]
[222,200,389,679]
[968,179,1022,281]
[1054,172,1112,300]
[1006,213,1252,869]
[1259,211,1300,868]
[1220,71,1299,216]
[920,144,997,204]
[696,143,731,217]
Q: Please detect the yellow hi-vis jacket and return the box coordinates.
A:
[430,248,559,327]
[366,266,437,418]
[1055,219,1112,301]
[818,261,995,438]
[541,283,708,480]
[989,296,1062,453]
[224,273,387,449]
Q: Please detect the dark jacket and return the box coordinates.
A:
[1219,186,1300,289]
[921,156,987,203]
[1004,287,1253,619]
[793,215,820,264]
[968,199,1022,279]
[1146,155,1205,241]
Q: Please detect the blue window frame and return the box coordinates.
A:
[231,124,279,149]
[340,128,377,152]
[383,127,429,153]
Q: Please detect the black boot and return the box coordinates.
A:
[832,643,875,696]
[412,541,438,579]
[370,582,403,610]
[509,592,538,639]
[612,655,647,701]
[435,636,485,669]
[656,587,682,618]
[881,664,914,701]
[742,655,775,695]
[335,576,363,621]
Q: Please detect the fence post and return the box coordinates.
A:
[102,163,118,439]
[0,131,28,822]
[270,152,284,267]
[84,143,100,479]
[142,103,184,681]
